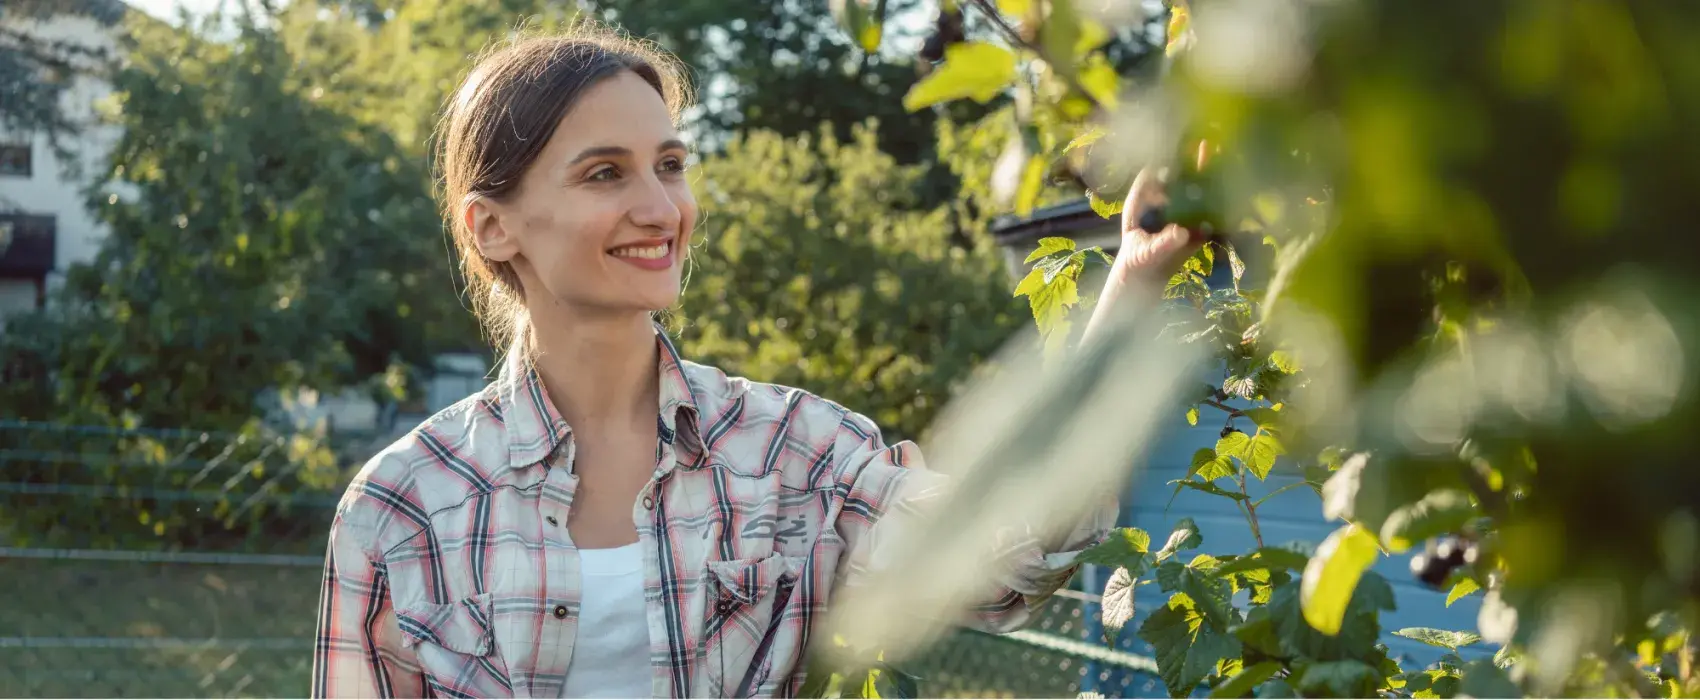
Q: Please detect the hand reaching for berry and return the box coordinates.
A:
[1111,139,1213,292]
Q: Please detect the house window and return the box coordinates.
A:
[0,144,31,177]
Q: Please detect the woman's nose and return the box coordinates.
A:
[627,174,682,230]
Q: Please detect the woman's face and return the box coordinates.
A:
[469,70,697,319]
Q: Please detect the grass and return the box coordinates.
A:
[0,558,320,698]
[0,558,1152,698]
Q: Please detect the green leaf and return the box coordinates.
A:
[1190,447,1235,481]
[1064,126,1107,154]
[1240,407,1280,430]
[1139,593,1243,698]
[1268,350,1299,374]
[1214,547,1312,577]
[858,667,881,699]
[1210,661,1282,698]
[1253,679,1298,698]
[1295,660,1381,697]
[1076,55,1120,108]
[1459,660,1521,698]
[1156,518,1203,561]
[1216,431,1251,461]
[1086,190,1123,218]
[1226,242,1247,282]
[901,42,1017,111]
[1171,478,1249,501]
[1157,556,1234,628]
[1102,566,1137,644]
[1012,256,1082,341]
[1223,375,1258,399]
[1078,527,1152,568]
[1445,577,1480,607]
[1301,523,1381,636]
[1230,607,1284,657]
[1379,489,1478,553]
[1393,627,1483,652]
[1244,433,1285,480]
[1186,406,1200,426]
[1024,237,1078,263]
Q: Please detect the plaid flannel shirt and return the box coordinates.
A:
[313,329,1114,698]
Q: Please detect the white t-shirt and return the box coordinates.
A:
[561,543,653,699]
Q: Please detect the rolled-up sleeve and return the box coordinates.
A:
[827,410,1117,633]
[312,504,423,699]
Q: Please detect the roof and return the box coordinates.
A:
[987,198,1116,248]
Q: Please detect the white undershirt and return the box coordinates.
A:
[561,542,653,699]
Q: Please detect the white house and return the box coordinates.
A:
[0,7,127,318]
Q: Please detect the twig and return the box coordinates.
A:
[963,0,1107,111]
[1236,468,1265,548]
[1201,399,1244,418]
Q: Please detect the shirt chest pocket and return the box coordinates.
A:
[395,592,514,698]
[696,553,808,698]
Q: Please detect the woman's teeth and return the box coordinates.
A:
[610,243,668,259]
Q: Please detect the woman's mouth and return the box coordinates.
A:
[608,240,674,271]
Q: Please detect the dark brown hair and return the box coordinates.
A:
[436,20,692,351]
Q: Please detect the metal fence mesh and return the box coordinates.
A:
[0,421,1161,698]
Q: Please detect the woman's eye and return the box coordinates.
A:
[588,166,619,182]
[659,157,686,173]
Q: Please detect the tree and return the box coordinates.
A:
[678,123,1025,442]
[0,8,473,429]
[0,0,127,184]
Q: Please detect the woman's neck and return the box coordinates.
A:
[524,309,660,434]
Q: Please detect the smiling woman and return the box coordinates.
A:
[311,18,1205,700]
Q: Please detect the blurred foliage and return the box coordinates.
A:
[0,8,473,432]
[0,0,126,178]
[679,124,1024,442]
[839,0,1700,696]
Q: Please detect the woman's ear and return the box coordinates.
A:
[467,196,520,263]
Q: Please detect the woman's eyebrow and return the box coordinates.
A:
[568,139,689,165]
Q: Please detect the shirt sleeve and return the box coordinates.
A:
[312,503,425,699]
[826,410,1117,634]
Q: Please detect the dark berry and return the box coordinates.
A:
[1138,206,1168,234]
[919,34,944,62]
[1435,538,1464,567]
[1409,553,1430,579]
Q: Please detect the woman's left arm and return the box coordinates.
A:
[826,413,1119,633]
[828,165,1205,633]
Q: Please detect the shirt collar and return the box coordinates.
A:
[495,323,702,473]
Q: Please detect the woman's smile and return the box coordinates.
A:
[607,237,674,271]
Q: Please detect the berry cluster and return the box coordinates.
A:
[1408,536,1480,589]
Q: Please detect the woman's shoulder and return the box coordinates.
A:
[333,389,508,538]
[678,359,870,439]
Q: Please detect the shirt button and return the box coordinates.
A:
[715,599,735,615]
[642,495,655,510]
[553,605,569,619]
[545,515,559,526]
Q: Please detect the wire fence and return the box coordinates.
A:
[0,421,1162,698]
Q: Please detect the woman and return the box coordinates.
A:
[312,21,1202,700]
